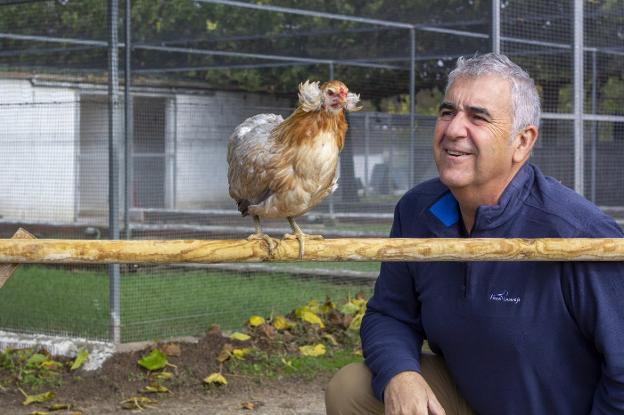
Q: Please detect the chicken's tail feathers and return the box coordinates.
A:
[236,199,251,217]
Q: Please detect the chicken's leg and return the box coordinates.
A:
[247,215,277,254]
[283,217,323,259]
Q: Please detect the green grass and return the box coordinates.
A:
[0,266,372,343]
[268,261,380,273]
[229,348,363,381]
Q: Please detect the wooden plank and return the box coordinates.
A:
[0,237,622,266]
[0,228,36,288]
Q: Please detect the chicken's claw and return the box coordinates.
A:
[282,233,323,259]
[247,233,277,256]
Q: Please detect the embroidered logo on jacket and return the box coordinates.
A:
[489,290,521,304]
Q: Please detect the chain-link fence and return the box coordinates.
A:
[0,0,622,344]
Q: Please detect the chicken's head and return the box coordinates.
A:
[298,80,361,114]
[321,80,361,114]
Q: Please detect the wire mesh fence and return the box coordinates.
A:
[0,0,622,343]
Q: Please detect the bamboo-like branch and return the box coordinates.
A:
[0,237,622,264]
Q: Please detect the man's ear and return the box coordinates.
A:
[512,125,538,163]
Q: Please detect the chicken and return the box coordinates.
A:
[227,80,361,258]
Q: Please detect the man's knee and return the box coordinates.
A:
[325,362,383,415]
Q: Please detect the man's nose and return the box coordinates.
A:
[445,112,469,139]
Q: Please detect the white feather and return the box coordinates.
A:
[345,92,362,112]
[298,80,322,112]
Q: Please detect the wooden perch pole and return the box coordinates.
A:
[0,237,623,265]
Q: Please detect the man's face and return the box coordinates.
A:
[433,75,516,196]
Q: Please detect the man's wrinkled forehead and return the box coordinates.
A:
[444,75,512,115]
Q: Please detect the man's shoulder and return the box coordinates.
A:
[398,177,448,209]
[527,165,623,237]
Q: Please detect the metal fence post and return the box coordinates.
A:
[491,0,500,53]
[124,0,133,240]
[108,0,121,345]
[573,0,584,196]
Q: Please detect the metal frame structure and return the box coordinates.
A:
[2,0,623,344]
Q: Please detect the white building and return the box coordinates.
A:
[0,75,290,222]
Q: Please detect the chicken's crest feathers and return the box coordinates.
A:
[298,80,322,112]
[345,92,362,112]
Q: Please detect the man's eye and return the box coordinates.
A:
[327,90,335,96]
[439,110,453,117]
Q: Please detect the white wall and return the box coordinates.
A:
[0,79,293,220]
[0,80,77,222]
[174,91,290,208]
[78,95,109,215]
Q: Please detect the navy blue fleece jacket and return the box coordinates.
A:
[361,163,624,414]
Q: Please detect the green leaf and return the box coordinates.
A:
[137,349,168,371]
[340,302,359,315]
[70,349,89,371]
[25,353,46,369]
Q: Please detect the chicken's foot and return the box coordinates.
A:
[247,215,277,255]
[283,217,323,259]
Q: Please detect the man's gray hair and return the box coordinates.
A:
[447,53,541,132]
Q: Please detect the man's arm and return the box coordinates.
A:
[360,202,427,400]
[563,260,624,414]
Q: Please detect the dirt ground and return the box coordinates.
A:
[0,332,332,415]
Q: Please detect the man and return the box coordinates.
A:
[325,53,624,414]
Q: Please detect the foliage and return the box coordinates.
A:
[0,347,68,389]
[137,349,168,371]
[1,0,621,114]
[0,0,486,99]
[215,294,368,382]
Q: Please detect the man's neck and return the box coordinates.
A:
[451,167,522,234]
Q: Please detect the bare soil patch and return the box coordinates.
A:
[0,331,330,414]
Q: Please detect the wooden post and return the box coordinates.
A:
[0,228,36,288]
[0,237,622,266]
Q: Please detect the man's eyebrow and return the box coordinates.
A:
[467,106,492,119]
[438,102,456,112]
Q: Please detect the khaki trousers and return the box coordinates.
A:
[325,354,474,415]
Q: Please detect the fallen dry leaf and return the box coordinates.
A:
[162,343,181,357]
[248,315,265,327]
[241,401,256,410]
[300,311,325,328]
[151,371,174,381]
[120,396,158,410]
[230,332,251,342]
[207,324,222,336]
[298,344,326,357]
[272,315,294,331]
[203,372,227,385]
[232,348,252,360]
[143,384,170,393]
[19,389,55,406]
[258,324,277,339]
[322,333,338,346]
[48,403,72,411]
[217,344,233,363]
[241,400,264,410]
